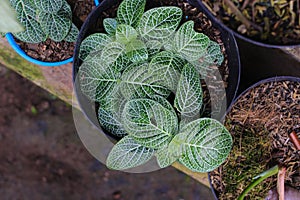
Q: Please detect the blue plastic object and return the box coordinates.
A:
[5,33,73,67]
[94,0,99,6]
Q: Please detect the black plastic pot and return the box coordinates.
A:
[72,0,241,139]
[208,75,300,200]
[187,0,300,49]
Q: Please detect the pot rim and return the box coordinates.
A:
[5,33,73,67]
[188,0,300,49]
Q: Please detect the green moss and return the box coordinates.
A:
[0,46,44,81]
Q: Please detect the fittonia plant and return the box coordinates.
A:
[78,0,232,172]
[5,0,78,43]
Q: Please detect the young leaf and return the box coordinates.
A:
[138,7,182,42]
[79,33,113,60]
[103,18,118,35]
[13,0,47,43]
[78,57,121,102]
[64,23,79,42]
[178,118,232,172]
[98,86,127,137]
[203,40,224,66]
[34,0,63,13]
[173,21,210,61]
[120,62,170,99]
[38,2,72,42]
[149,51,185,91]
[116,24,137,44]
[174,63,203,118]
[117,0,146,28]
[125,39,148,63]
[0,0,24,33]
[122,98,178,149]
[106,135,155,170]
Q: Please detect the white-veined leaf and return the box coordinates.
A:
[79,33,113,60]
[64,23,79,42]
[122,98,178,149]
[120,62,170,99]
[149,51,185,91]
[155,144,178,168]
[145,40,162,58]
[34,0,63,13]
[203,40,224,66]
[116,24,137,44]
[98,86,127,137]
[173,21,210,61]
[100,42,126,66]
[125,39,148,63]
[174,63,203,118]
[0,0,24,33]
[103,18,118,35]
[13,0,46,43]
[38,2,72,42]
[138,7,182,42]
[78,56,121,102]
[178,118,232,172]
[117,0,146,28]
[106,135,155,170]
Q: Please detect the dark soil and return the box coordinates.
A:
[16,0,95,62]
[202,0,300,45]
[0,65,214,199]
[210,80,300,199]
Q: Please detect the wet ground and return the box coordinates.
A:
[0,65,214,200]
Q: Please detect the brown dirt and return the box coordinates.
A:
[0,65,214,199]
[15,0,95,62]
[210,80,300,199]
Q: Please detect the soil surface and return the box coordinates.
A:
[0,65,214,200]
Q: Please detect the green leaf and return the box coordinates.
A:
[34,0,63,13]
[137,7,182,42]
[103,18,118,35]
[145,40,162,58]
[122,98,178,149]
[98,86,127,137]
[0,0,24,33]
[106,135,155,170]
[149,51,185,91]
[78,56,121,102]
[100,42,126,66]
[79,33,113,60]
[203,40,224,66]
[173,21,210,61]
[155,145,178,168]
[13,0,46,43]
[120,62,170,99]
[38,2,72,42]
[174,63,203,118]
[117,0,146,28]
[116,24,137,44]
[125,39,148,63]
[178,118,232,172]
[64,23,79,42]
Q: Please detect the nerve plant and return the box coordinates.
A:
[3,0,79,43]
[78,0,232,172]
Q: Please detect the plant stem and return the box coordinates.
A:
[237,165,279,200]
[277,167,286,200]
[289,131,300,150]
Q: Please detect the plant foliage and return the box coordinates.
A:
[6,0,78,43]
[78,0,232,172]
